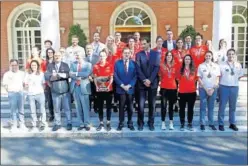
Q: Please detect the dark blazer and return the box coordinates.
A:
[114,59,137,94]
[162,40,176,50]
[135,50,160,89]
[45,61,70,82]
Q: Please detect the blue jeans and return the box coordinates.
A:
[73,86,90,126]
[218,85,239,126]
[8,92,25,126]
[52,92,72,125]
[28,93,46,126]
[199,88,217,125]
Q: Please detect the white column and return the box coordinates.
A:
[212,1,233,50]
[41,1,60,51]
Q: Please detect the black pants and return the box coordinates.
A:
[160,89,177,121]
[134,83,140,110]
[97,92,112,121]
[138,88,157,126]
[45,86,54,117]
[89,82,98,111]
[119,94,133,125]
[178,92,196,125]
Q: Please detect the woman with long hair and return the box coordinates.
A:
[45,47,55,122]
[218,49,244,131]
[171,38,189,68]
[26,46,46,72]
[197,51,220,131]
[24,60,46,131]
[177,54,197,131]
[215,39,228,64]
[159,51,178,130]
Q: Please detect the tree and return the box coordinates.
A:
[68,24,87,48]
[179,25,198,40]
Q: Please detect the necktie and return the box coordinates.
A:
[187,44,190,49]
[76,63,82,86]
[124,60,128,74]
[146,51,150,60]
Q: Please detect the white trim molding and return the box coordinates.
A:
[110,1,157,48]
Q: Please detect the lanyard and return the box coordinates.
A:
[205,62,213,78]
[227,61,235,75]
[196,47,202,59]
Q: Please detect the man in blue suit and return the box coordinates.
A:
[136,37,160,131]
[114,48,137,131]
[69,52,92,131]
[162,29,176,51]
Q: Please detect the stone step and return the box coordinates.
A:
[1,120,247,138]
[0,107,247,118]
[1,99,247,109]
[1,116,247,127]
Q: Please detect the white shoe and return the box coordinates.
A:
[19,125,28,132]
[161,122,166,130]
[169,122,174,130]
[10,126,18,132]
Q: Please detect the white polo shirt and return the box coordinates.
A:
[219,61,244,87]
[24,72,45,95]
[2,70,25,92]
[197,62,221,89]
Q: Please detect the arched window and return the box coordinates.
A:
[232,5,247,71]
[12,8,41,69]
[110,1,158,47]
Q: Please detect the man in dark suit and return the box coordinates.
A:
[162,29,176,51]
[85,44,99,113]
[184,35,194,50]
[114,48,137,131]
[136,37,160,131]
[45,51,72,131]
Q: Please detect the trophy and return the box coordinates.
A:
[96,76,110,92]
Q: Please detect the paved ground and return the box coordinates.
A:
[1,136,247,165]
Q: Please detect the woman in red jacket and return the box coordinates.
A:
[159,51,178,130]
[177,54,197,131]
[171,38,189,69]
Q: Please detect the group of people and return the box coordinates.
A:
[2,30,244,132]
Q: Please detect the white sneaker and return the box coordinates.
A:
[169,122,174,130]
[19,125,28,132]
[161,122,166,130]
[10,126,18,132]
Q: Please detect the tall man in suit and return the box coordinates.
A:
[45,51,72,131]
[70,52,92,131]
[162,29,176,51]
[114,48,137,131]
[85,44,99,113]
[136,37,160,131]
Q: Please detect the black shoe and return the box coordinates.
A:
[67,124,72,131]
[128,125,135,131]
[200,125,205,131]
[85,126,91,131]
[219,125,225,131]
[96,123,104,131]
[39,126,45,131]
[106,123,111,131]
[229,124,238,131]
[209,125,217,131]
[52,125,61,131]
[149,124,155,131]
[49,116,54,122]
[138,125,143,131]
[188,123,193,131]
[117,124,124,131]
[77,126,84,131]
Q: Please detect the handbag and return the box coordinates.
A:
[51,80,69,94]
